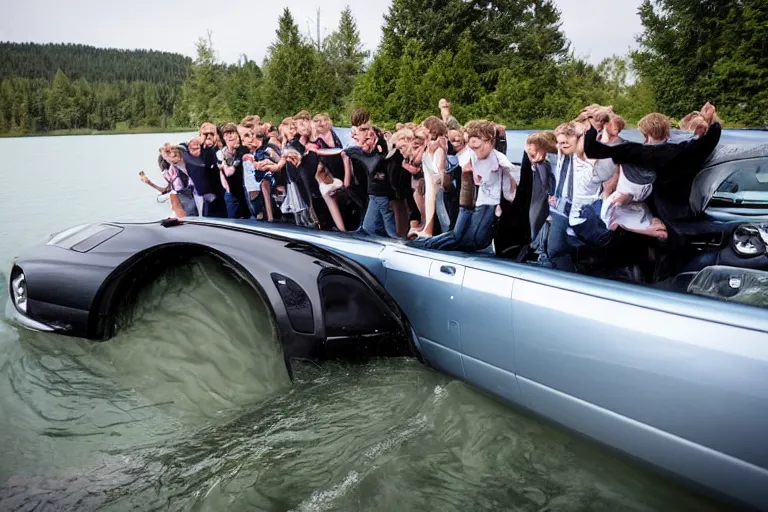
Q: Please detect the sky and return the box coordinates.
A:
[0,0,643,66]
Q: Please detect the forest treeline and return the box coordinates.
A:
[1,0,766,136]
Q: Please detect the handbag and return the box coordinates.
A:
[280,179,308,215]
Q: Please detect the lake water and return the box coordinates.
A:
[0,132,751,511]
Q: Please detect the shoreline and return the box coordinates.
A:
[0,126,197,139]
[1,124,764,139]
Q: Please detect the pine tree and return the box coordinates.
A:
[45,69,77,130]
[261,8,321,118]
[323,7,369,99]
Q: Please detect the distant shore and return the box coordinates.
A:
[0,126,197,138]
[1,123,763,139]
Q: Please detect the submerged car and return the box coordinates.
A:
[6,142,768,510]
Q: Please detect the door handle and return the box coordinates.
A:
[440,265,456,276]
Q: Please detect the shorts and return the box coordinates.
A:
[616,168,653,202]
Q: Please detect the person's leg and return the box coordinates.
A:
[436,188,452,234]
[547,214,576,272]
[572,200,614,247]
[205,195,229,218]
[323,194,346,231]
[361,196,381,235]
[391,199,409,238]
[261,178,274,221]
[470,205,497,250]
[375,196,399,239]
[179,191,199,217]
[411,207,470,251]
[422,174,438,236]
[224,192,239,219]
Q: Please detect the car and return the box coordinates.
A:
[7,137,768,510]
[8,215,768,510]
[6,219,419,375]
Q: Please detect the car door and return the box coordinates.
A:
[380,246,465,378]
[456,267,522,404]
[510,271,768,509]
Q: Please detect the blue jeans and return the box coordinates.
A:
[361,195,399,238]
[546,213,576,271]
[224,192,250,219]
[571,199,613,248]
[410,205,495,252]
[203,196,228,218]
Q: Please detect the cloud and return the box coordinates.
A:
[0,0,643,65]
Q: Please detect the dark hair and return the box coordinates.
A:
[157,154,170,171]
[351,108,371,128]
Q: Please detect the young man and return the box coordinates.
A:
[196,121,228,217]
[217,123,250,219]
[344,108,399,238]
[408,121,517,252]
[583,102,722,224]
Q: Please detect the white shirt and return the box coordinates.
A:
[569,156,615,226]
[458,150,518,207]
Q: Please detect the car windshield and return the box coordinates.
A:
[710,157,768,206]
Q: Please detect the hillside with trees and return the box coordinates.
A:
[0,0,766,137]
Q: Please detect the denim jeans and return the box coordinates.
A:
[546,213,576,272]
[410,205,495,252]
[203,196,228,218]
[224,192,250,219]
[571,199,613,248]
[361,195,399,238]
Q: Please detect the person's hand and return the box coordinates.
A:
[548,196,557,207]
[462,158,473,174]
[701,102,716,124]
[139,171,149,183]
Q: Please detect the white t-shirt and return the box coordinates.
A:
[457,150,518,207]
[569,156,616,226]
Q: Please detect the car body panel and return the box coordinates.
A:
[174,220,768,509]
[8,216,768,510]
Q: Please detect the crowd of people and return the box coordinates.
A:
[140,98,723,274]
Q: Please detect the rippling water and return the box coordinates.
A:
[0,133,748,511]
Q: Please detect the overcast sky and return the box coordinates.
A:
[0,0,643,65]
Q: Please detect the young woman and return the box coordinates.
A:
[413,116,450,238]
[140,144,198,217]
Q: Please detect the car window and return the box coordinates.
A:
[711,157,768,206]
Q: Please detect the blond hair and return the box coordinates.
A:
[294,110,312,122]
[554,122,580,139]
[678,111,704,132]
[638,113,671,141]
[609,113,627,132]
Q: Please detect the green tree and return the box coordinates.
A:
[181,31,224,125]
[45,69,78,130]
[323,6,369,99]
[633,0,768,125]
[261,8,322,118]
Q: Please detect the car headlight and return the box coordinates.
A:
[10,270,28,314]
[733,224,767,256]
